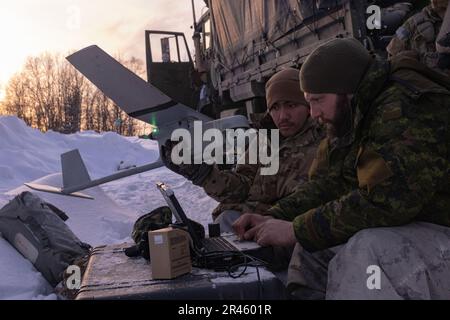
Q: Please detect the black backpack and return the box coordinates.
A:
[0,192,91,287]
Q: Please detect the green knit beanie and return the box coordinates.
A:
[300,38,374,94]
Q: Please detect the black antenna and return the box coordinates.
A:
[191,0,197,29]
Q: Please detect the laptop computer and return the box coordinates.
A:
[156,182,269,268]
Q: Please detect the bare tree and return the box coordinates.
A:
[2,51,147,136]
[57,56,84,133]
[2,73,32,125]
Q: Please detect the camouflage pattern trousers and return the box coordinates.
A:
[287,222,450,300]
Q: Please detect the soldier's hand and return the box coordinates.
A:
[232,213,272,240]
[252,219,297,247]
[160,139,212,185]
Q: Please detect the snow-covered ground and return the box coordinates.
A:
[0,116,219,300]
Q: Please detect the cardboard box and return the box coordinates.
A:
[149,227,192,280]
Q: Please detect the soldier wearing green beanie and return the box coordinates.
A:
[233,38,450,299]
[300,38,374,94]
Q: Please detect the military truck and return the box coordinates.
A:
[144,0,426,123]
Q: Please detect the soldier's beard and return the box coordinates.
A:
[325,95,353,139]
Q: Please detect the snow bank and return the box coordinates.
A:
[0,116,218,300]
[0,116,160,193]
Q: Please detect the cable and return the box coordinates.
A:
[256,265,263,300]
[191,249,269,298]
[193,249,267,272]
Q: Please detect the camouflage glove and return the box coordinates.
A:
[161,139,213,186]
[125,206,173,260]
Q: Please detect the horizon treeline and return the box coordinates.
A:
[0,52,151,136]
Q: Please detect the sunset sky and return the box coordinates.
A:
[0,0,207,99]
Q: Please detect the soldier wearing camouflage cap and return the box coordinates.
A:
[234,38,450,299]
[162,68,323,235]
[387,0,449,73]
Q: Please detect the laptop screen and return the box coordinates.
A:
[156,182,204,249]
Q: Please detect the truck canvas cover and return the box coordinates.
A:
[211,0,301,70]
[211,0,343,71]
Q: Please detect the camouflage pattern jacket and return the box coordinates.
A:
[387,5,443,72]
[268,56,450,252]
[201,119,323,220]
